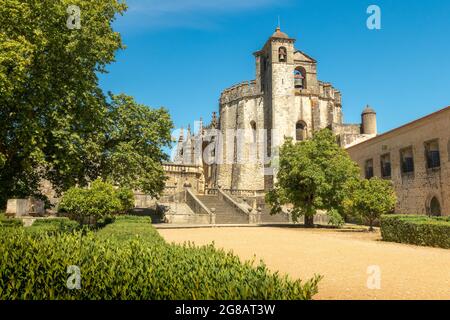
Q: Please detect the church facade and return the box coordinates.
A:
[173,27,376,192]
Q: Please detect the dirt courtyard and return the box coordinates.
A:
[158,226,450,300]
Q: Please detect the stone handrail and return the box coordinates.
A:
[162,186,177,195]
[185,188,212,216]
[218,188,251,216]
[163,163,202,174]
[222,189,265,197]
[205,188,219,195]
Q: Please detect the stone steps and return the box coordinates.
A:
[196,195,249,224]
[259,207,290,223]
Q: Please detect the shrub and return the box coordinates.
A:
[115,187,135,214]
[0,216,321,300]
[58,180,134,225]
[327,209,345,228]
[351,178,396,231]
[381,215,450,249]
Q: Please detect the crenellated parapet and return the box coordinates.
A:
[318,81,342,105]
[220,80,262,105]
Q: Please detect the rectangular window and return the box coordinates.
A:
[400,147,414,174]
[425,140,440,169]
[380,153,391,178]
[365,159,374,179]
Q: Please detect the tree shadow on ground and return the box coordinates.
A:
[265,223,374,233]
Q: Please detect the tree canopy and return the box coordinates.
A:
[351,177,397,231]
[102,94,172,197]
[266,129,361,227]
[0,0,173,206]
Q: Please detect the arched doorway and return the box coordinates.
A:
[428,197,441,216]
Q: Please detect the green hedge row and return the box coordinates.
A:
[0,216,321,300]
[381,215,450,249]
[28,218,81,235]
[0,213,23,228]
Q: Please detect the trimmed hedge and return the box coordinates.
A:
[28,218,80,235]
[0,216,321,300]
[381,215,450,249]
[0,213,23,228]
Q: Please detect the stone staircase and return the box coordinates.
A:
[259,206,291,224]
[196,195,249,224]
[230,196,291,224]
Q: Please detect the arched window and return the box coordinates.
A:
[296,121,307,141]
[294,67,307,89]
[250,121,257,143]
[278,47,287,63]
[428,197,441,216]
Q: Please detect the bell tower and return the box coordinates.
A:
[254,27,297,190]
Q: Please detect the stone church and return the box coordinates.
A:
[10,27,447,220]
[173,27,377,192]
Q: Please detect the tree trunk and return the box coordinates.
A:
[369,219,374,232]
[305,215,314,228]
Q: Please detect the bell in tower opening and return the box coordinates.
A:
[294,69,304,89]
[278,46,287,62]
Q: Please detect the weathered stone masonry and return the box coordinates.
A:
[174,27,375,192]
[347,106,450,216]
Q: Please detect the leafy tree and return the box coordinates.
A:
[0,1,174,207]
[266,129,360,227]
[352,177,397,231]
[101,94,173,197]
[0,0,126,205]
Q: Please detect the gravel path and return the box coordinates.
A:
[158,226,450,300]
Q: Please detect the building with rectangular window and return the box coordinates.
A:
[346,106,450,216]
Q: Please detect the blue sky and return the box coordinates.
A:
[99,0,450,136]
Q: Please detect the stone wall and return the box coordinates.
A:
[6,198,45,217]
[333,123,375,148]
[347,106,450,216]
[217,94,265,191]
[163,163,204,194]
